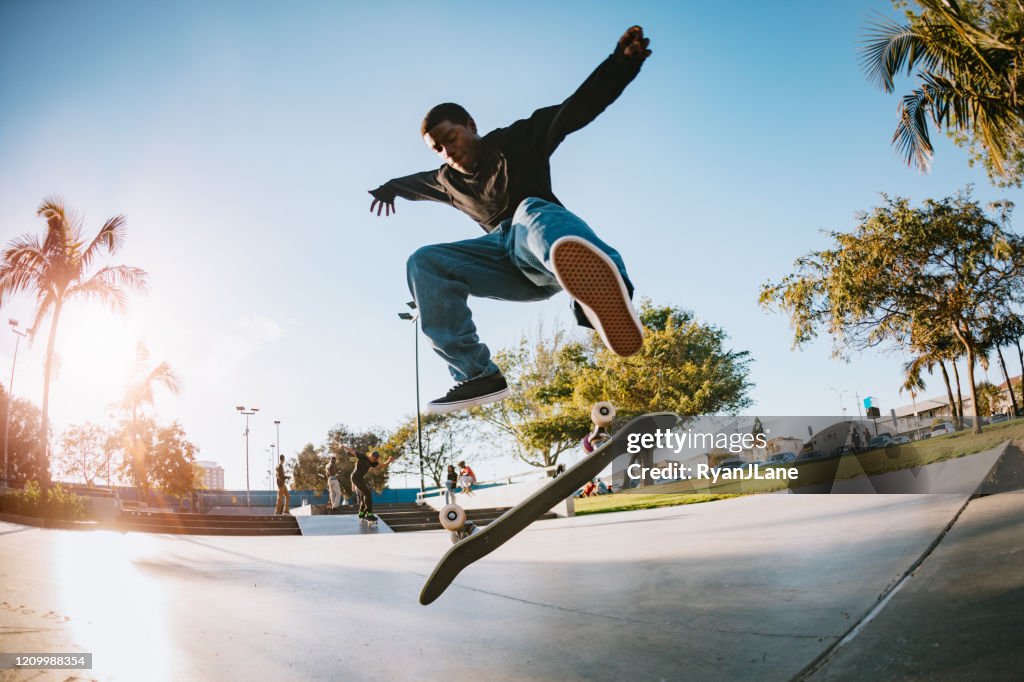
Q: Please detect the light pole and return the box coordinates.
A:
[274,420,281,479]
[268,443,275,489]
[398,301,425,494]
[3,319,31,483]
[235,406,259,508]
[829,387,848,417]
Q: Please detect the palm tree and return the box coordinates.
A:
[0,197,148,481]
[118,342,180,499]
[861,0,1024,181]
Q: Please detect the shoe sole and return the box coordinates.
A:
[550,236,644,356]
[426,386,512,415]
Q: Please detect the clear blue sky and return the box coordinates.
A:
[0,1,1014,488]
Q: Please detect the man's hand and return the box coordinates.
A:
[617,25,651,62]
[368,187,397,217]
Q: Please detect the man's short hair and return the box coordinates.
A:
[421,103,471,136]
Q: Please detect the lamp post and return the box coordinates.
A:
[397,301,425,494]
[829,387,848,417]
[268,443,275,489]
[274,420,281,476]
[3,319,31,483]
[235,406,259,508]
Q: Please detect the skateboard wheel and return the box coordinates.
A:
[582,434,594,454]
[591,401,615,427]
[439,504,466,531]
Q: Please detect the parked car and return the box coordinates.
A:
[988,414,1009,424]
[713,458,748,471]
[930,422,956,437]
[765,452,797,466]
[797,451,824,461]
[893,435,911,445]
[867,434,895,449]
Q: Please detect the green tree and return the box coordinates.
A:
[382,412,477,488]
[861,0,1024,185]
[55,422,107,485]
[0,197,148,480]
[474,324,589,472]
[148,422,198,499]
[477,305,754,472]
[289,443,327,491]
[760,190,1024,434]
[572,303,754,418]
[0,389,45,483]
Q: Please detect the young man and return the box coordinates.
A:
[274,454,290,515]
[343,446,381,520]
[325,454,342,511]
[369,26,652,414]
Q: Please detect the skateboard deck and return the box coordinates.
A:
[419,410,680,605]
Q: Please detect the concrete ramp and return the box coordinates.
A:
[293,514,393,535]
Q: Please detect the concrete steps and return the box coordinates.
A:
[104,510,302,536]
[374,503,557,533]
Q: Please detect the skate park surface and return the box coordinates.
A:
[2,484,1022,681]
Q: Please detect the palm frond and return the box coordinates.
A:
[894,88,935,171]
[64,265,149,312]
[80,214,127,272]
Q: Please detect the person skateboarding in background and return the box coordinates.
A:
[369,26,653,414]
[342,446,382,520]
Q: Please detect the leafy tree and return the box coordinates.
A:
[148,422,198,499]
[382,412,478,488]
[289,443,327,492]
[56,422,108,485]
[0,389,45,483]
[474,324,589,471]
[0,197,147,480]
[477,305,754,472]
[571,303,754,418]
[760,190,1024,433]
[861,0,1024,185]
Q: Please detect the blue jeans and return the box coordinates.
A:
[406,197,632,382]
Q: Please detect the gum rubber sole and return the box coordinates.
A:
[551,237,643,356]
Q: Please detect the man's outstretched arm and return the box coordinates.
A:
[368,169,450,217]
[539,26,653,153]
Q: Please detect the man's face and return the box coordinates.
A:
[424,119,482,174]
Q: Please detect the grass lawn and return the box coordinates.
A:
[574,492,738,516]
[572,418,1023,516]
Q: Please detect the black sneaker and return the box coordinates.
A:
[427,372,511,414]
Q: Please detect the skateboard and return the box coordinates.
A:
[438,504,478,543]
[359,514,378,527]
[419,405,680,605]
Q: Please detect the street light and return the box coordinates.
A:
[397,300,425,494]
[4,319,32,483]
[268,443,275,490]
[235,405,259,508]
[829,387,848,417]
[274,420,281,478]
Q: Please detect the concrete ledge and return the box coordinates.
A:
[422,479,573,517]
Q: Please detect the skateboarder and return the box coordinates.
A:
[342,446,381,520]
[369,26,652,414]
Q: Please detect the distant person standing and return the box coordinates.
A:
[326,454,343,511]
[275,455,290,514]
